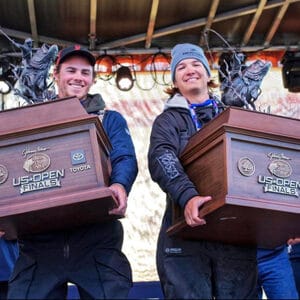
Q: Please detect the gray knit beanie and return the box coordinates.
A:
[170,43,211,81]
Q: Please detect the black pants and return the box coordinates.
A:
[157,221,258,299]
[8,221,132,299]
[0,282,8,300]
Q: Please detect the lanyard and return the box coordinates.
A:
[188,99,218,130]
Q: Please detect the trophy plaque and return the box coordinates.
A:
[167,107,300,248]
[0,97,118,239]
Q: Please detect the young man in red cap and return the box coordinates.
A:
[7,45,138,299]
[148,43,258,299]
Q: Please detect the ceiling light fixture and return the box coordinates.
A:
[115,66,134,91]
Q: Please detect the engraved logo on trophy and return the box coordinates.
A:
[70,149,91,173]
[267,153,292,178]
[13,146,65,194]
[71,150,86,165]
[23,153,51,173]
[0,164,9,184]
[237,157,255,177]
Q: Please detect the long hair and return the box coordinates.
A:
[164,78,219,97]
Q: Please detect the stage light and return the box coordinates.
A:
[115,66,134,91]
[0,80,11,94]
[281,50,300,93]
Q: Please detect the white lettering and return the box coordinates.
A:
[20,178,61,194]
[69,164,91,173]
[13,169,65,187]
[258,175,300,197]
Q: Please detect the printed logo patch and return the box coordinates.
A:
[71,150,86,165]
[157,151,179,179]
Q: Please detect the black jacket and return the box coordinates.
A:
[148,93,223,212]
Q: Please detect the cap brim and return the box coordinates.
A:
[59,50,96,66]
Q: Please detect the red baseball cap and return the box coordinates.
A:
[56,45,96,66]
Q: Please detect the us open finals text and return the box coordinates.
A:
[258,175,300,197]
[12,169,65,194]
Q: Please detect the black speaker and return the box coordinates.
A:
[281,50,300,93]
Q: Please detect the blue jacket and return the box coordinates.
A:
[102,110,138,194]
[81,94,138,194]
[0,239,19,281]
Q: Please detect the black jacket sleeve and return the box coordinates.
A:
[148,109,199,208]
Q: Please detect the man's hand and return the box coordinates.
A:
[0,231,5,238]
[184,195,212,227]
[288,238,300,245]
[108,183,128,216]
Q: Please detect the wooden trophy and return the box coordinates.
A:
[167,107,300,248]
[0,97,118,239]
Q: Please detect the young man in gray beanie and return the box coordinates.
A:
[148,43,258,299]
